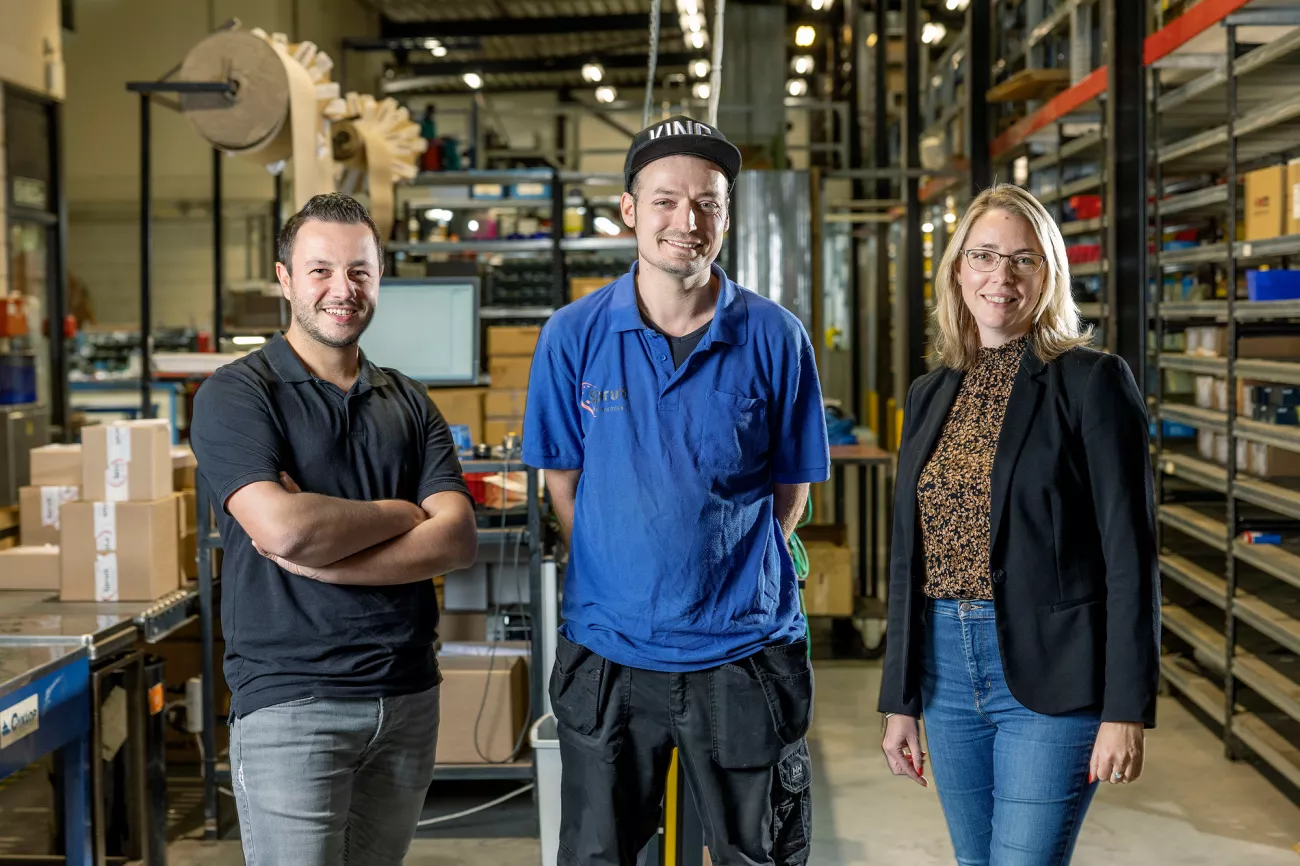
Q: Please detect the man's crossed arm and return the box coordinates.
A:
[227,474,477,586]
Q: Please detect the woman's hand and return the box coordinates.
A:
[881,714,928,787]
[1089,721,1145,785]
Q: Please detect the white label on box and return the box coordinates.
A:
[93,502,117,553]
[106,426,131,501]
[39,486,78,529]
[1293,183,1300,220]
[0,694,40,750]
[95,553,119,602]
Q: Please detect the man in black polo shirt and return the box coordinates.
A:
[190,193,477,865]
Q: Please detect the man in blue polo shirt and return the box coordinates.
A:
[524,117,829,865]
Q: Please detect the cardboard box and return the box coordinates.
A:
[1245,166,1286,241]
[0,508,16,551]
[484,419,525,446]
[1238,335,1300,360]
[180,529,197,581]
[1186,326,1228,358]
[19,485,78,547]
[1288,159,1300,237]
[439,611,488,643]
[0,546,61,590]
[1249,443,1300,478]
[436,654,530,763]
[485,389,528,419]
[61,496,180,602]
[570,277,614,301]
[82,422,173,503]
[30,444,82,486]
[488,357,532,390]
[172,446,198,490]
[428,387,486,445]
[487,326,541,358]
[179,489,197,534]
[802,542,854,616]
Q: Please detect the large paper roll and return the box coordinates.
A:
[326,93,426,241]
[178,26,335,210]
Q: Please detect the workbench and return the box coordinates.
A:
[0,645,93,864]
[0,587,197,864]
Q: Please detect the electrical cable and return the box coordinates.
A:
[643,0,662,128]
[707,0,725,127]
[415,783,535,827]
[789,498,814,657]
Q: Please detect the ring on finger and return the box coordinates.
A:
[1110,769,1124,783]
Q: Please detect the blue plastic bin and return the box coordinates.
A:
[1246,269,1300,302]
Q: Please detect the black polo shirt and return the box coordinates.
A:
[189,332,470,718]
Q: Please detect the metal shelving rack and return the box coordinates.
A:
[193,461,551,839]
[392,168,635,317]
[1149,1,1300,793]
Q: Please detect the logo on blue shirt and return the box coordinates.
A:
[580,383,629,417]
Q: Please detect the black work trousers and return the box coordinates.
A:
[550,633,814,866]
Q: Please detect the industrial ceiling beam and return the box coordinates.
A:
[379,13,676,39]
[404,52,694,78]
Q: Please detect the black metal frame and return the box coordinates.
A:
[1222,20,1241,757]
[124,80,236,418]
[902,0,925,387]
[1106,0,1147,383]
[966,0,991,194]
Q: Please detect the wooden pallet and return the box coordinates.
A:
[987,68,1072,103]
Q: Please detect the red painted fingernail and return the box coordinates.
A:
[1088,772,1094,784]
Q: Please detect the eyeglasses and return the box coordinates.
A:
[960,248,1046,276]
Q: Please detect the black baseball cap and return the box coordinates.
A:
[623,115,742,191]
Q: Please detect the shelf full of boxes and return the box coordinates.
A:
[1150,3,1300,790]
[988,0,1109,339]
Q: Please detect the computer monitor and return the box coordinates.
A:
[360,277,480,384]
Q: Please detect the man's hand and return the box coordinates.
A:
[881,714,928,788]
[252,540,321,580]
[1089,721,1145,785]
[279,471,302,494]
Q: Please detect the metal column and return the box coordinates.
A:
[1105,0,1147,382]
[967,0,991,194]
[213,149,224,346]
[49,99,70,437]
[902,0,926,387]
[1223,21,1241,757]
[871,0,892,440]
[138,92,155,419]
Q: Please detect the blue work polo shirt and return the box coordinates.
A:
[523,262,830,671]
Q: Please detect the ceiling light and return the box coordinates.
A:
[468,220,480,232]
[932,75,942,89]
[692,82,711,100]
[921,22,947,44]
[792,55,815,75]
[809,0,834,9]
[795,25,817,47]
[691,58,711,78]
[425,208,453,222]
[682,13,704,32]
[231,335,266,346]
[921,222,934,234]
[943,211,957,224]
[462,72,482,89]
[431,45,447,58]
[946,0,970,9]
[677,0,699,15]
[594,216,622,236]
[595,85,618,103]
[688,31,708,49]
[423,39,440,50]
[582,62,605,83]
[866,33,878,48]
[787,78,808,97]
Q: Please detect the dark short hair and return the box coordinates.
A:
[277,193,384,274]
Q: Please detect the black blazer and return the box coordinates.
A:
[877,343,1160,726]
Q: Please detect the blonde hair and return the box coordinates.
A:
[932,183,1092,371]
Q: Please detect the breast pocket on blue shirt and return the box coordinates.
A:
[700,390,770,475]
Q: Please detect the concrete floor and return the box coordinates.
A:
[167,660,1300,865]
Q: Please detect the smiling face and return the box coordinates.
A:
[277,219,380,349]
[958,209,1046,347]
[621,155,730,281]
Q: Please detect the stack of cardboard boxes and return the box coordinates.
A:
[1244,163,1300,242]
[0,421,194,599]
[485,326,539,445]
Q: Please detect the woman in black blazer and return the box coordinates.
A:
[878,184,1159,865]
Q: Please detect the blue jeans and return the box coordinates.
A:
[230,686,439,865]
[921,599,1100,866]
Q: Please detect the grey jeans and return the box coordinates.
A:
[230,686,440,865]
